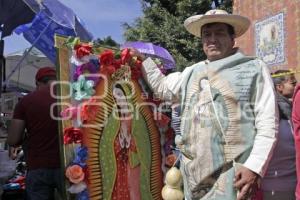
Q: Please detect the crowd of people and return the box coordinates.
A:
[5,8,300,200]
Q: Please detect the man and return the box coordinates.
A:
[7,67,62,200]
[261,70,297,200]
[131,9,278,200]
[292,77,300,200]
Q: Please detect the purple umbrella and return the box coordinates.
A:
[121,41,175,70]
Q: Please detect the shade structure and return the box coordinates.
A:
[0,0,35,38]
[121,41,176,70]
[1,0,93,92]
[15,0,93,63]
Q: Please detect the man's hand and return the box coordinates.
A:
[9,146,21,160]
[234,165,259,200]
[128,48,146,61]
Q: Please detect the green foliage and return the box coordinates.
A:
[93,36,120,48]
[123,0,232,71]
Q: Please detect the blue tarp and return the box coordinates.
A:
[14,0,93,63]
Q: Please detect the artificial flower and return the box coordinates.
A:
[121,48,132,64]
[80,97,99,123]
[77,189,89,200]
[73,146,88,167]
[99,50,114,66]
[130,58,143,79]
[60,106,79,120]
[67,181,87,194]
[74,43,93,59]
[100,64,116,76]
[73,61,100,84]
[63,127,83,144]
[72,75,95,101]
[113,59,122,70]
[65,164,85,184]
[134,59,143,68]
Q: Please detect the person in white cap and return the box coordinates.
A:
[131,9,278,200]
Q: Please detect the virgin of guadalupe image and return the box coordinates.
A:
[96,81,162,200]
[111,83,143,200]
[55,36,163,200]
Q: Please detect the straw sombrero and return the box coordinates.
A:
[184,9,250,38]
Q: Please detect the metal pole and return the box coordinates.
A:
[0,39,4,97]
[3,19,52,88]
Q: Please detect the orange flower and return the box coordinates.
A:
[65,164,85,184]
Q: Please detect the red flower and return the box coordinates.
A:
[99,50,114,66]
[134,59,143,69]
[74,43,92,59]
[64,127,83,144]
[114,59,122,70]
[129,58,143,79]
[121,48,132,64]
[100,65,116,76]
[80,98,99,123]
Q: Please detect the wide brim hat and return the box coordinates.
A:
[184,9,251,38]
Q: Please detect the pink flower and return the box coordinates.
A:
[65,164,85,184]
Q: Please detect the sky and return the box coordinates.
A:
[4,0,143,55]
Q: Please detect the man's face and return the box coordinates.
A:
[201,23,235,61]
[276,75,297,98]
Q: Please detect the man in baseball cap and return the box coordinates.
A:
[7,66,62,199]
[35,66,56,85]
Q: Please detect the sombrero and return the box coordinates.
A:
[184,9,250,38]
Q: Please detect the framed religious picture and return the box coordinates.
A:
[55,35,177,200]
[255,12,285,67]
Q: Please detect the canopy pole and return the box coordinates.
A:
[0,38,4,97]
[3,20,52,89]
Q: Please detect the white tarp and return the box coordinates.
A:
[5,47,53,91]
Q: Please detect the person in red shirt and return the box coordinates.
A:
[7,67,62,200]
